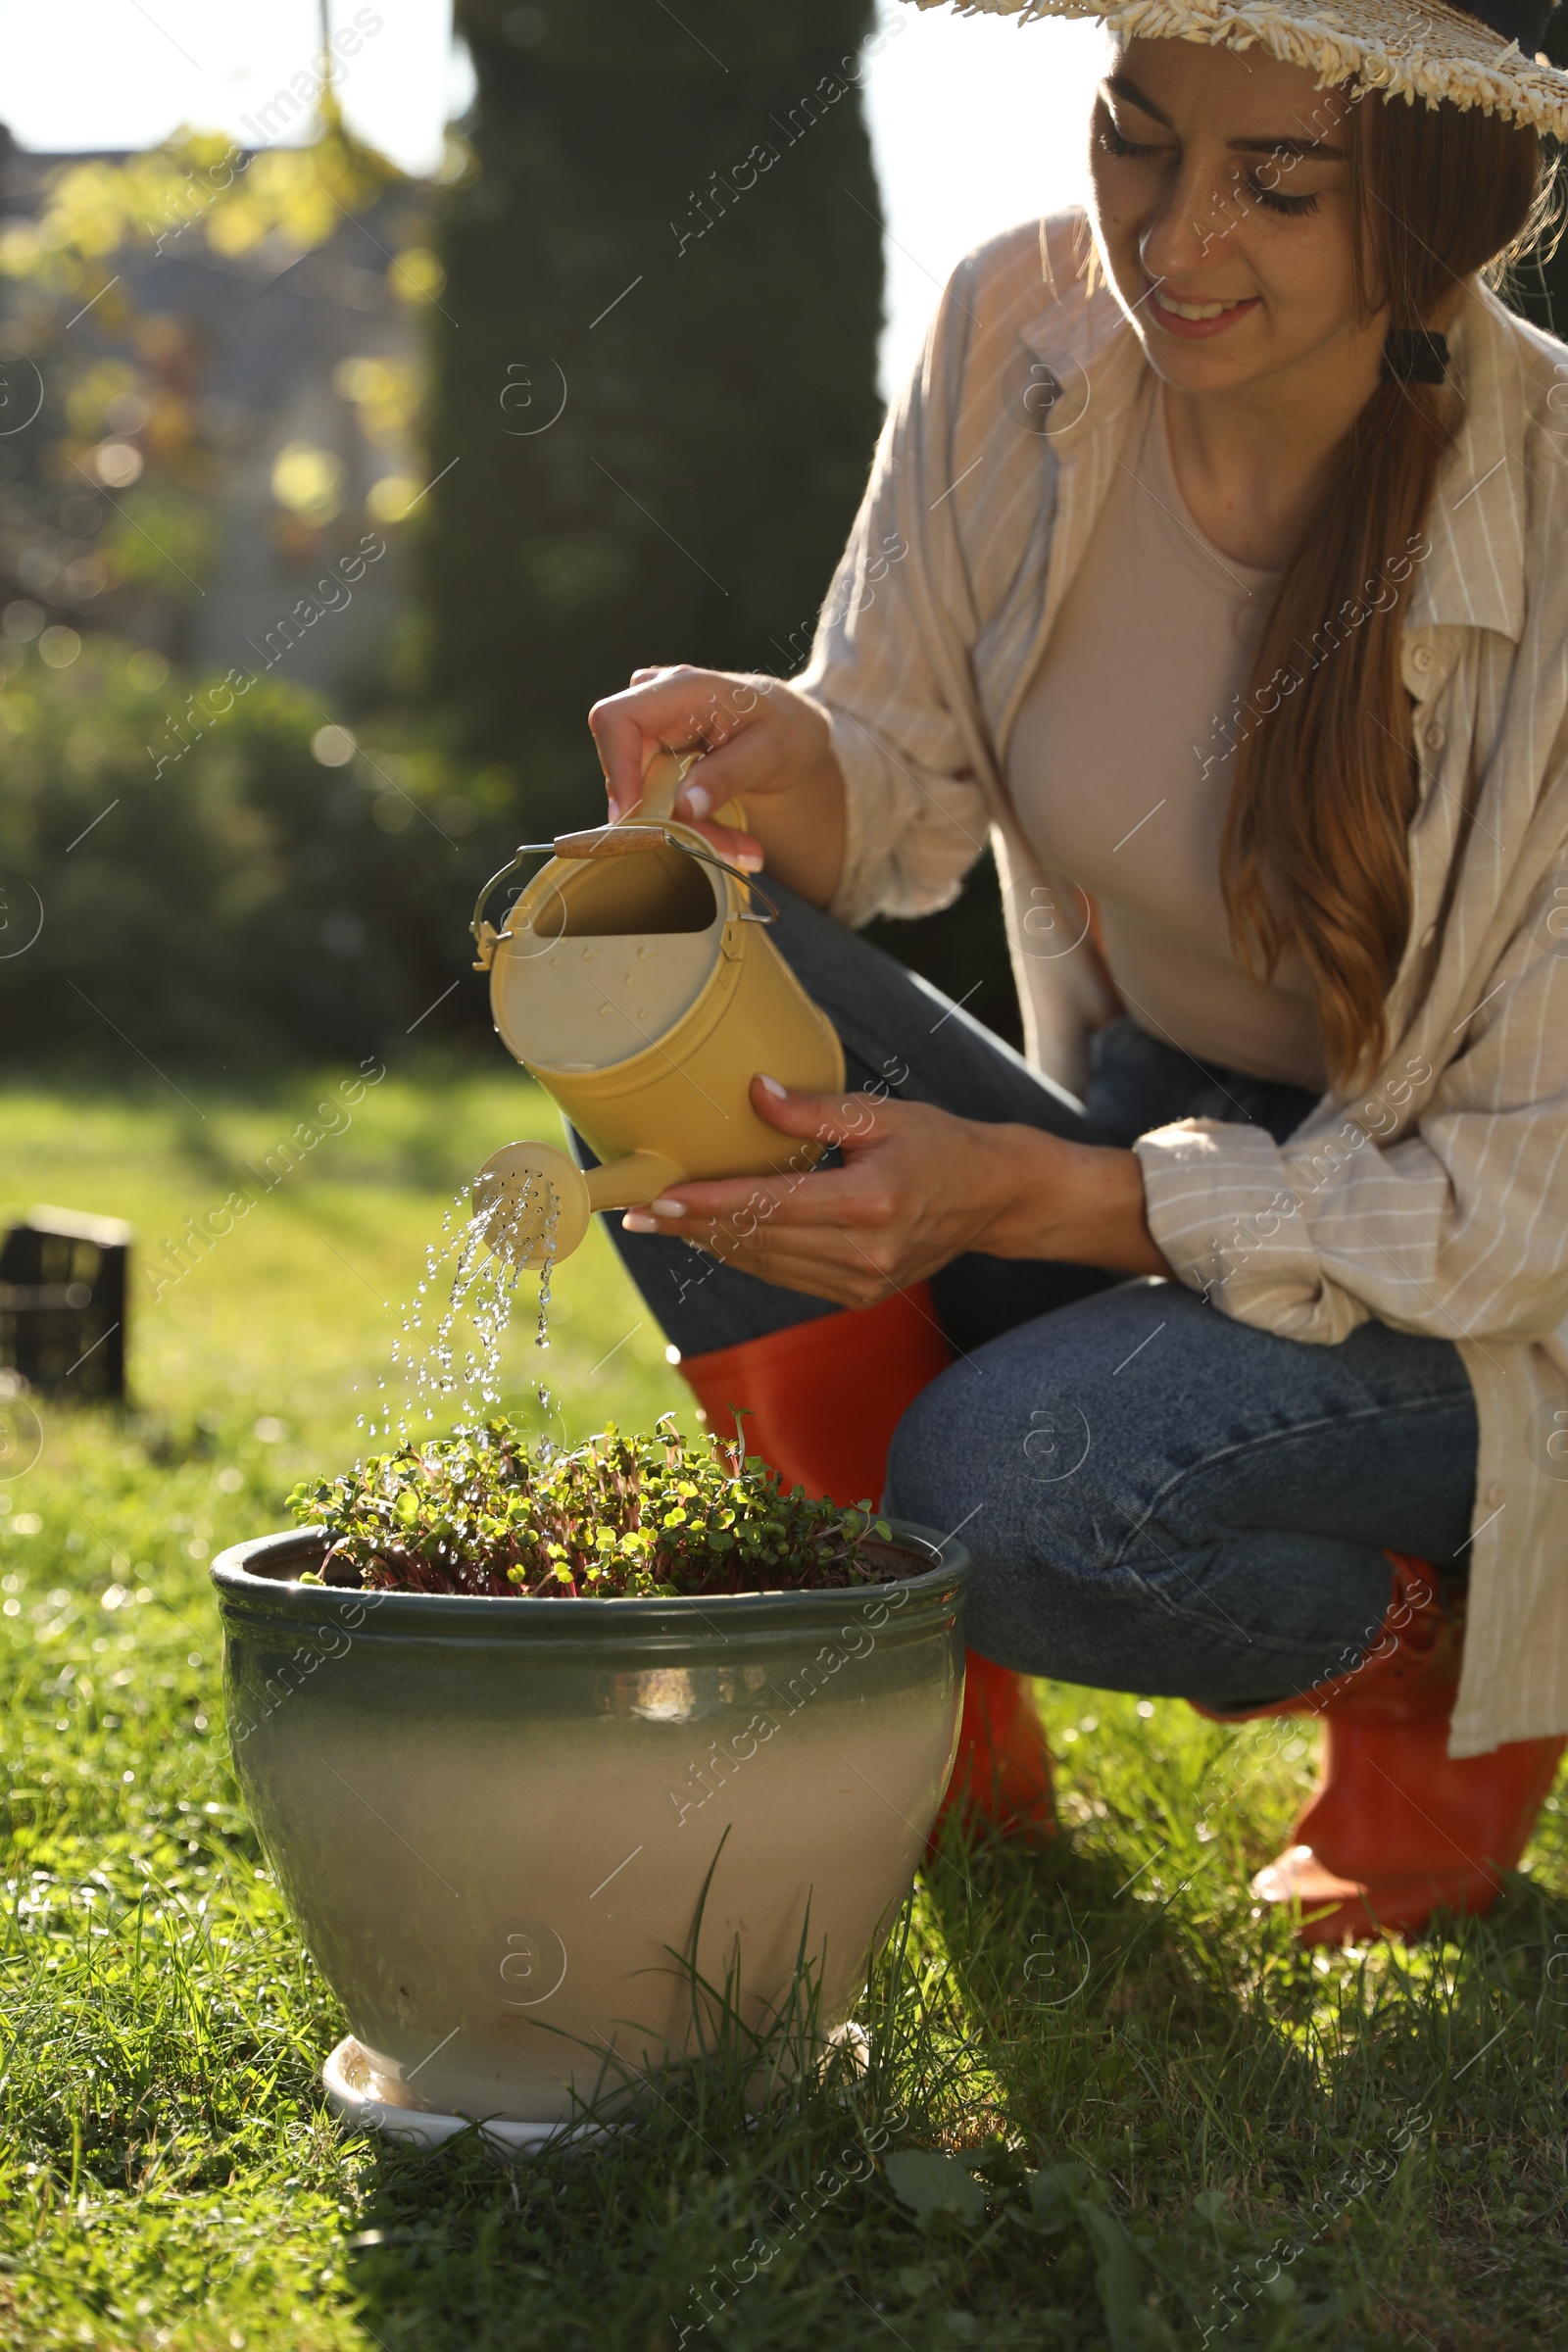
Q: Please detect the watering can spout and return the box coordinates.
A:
[474,1141,682,1270]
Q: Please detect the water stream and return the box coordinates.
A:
[359,1169,563,1448]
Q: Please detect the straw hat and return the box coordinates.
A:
[906,0,1568,141]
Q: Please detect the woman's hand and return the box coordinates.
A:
[620,1077,1169,1306]
[587,663,848,908]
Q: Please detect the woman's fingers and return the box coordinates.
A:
[625,1162,880,1235]
[589,666,778,820]
[620,1185,831,1238]
[724,1239,902,1310]
[638,1216,897,1309]
[587,687,686,820]
[616,1080,1004,1304]
[722,1257,894,1309]
[684,817,765,872]
[620,1085,899,1234]
[588,666,710,816]
[748,1079,889,1152]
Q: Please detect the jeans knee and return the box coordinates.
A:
[884,1365,972,1528]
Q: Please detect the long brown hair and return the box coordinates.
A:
[1221,99,1545,1087]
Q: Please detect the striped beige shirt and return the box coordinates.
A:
[798,214,1568,1758]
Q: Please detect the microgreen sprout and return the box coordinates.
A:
[287,1412,903,1597]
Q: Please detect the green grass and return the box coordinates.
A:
[2,1071,1566,2351]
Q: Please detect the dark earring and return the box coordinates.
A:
[1382,328,1449,386]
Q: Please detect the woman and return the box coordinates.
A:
[586,0,1568,1941]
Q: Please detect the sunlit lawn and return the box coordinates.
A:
[2,1069,1566,2351]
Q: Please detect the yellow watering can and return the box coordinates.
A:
[470,752,845,1267]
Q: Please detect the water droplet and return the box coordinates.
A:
[363,1172,562,1443]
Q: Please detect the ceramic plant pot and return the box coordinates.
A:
[211,1526,968,2126]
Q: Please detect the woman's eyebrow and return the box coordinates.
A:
[1230,132,1348,160]
[1102,74,1347,160]
[1102,73,1173,125]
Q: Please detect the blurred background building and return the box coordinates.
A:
[0,123,425,694]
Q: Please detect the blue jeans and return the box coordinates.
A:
[605,886,1478,1708]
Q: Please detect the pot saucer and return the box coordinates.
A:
[322,2036,606,2155]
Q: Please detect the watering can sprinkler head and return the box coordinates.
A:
[472,1139,681,1271]
[472,747,845,1271]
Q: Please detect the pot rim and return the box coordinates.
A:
[211,1520,970,1645]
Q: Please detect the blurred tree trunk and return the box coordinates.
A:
[426,0,886,848]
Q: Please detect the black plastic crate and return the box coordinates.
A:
[0,1206,130,1400]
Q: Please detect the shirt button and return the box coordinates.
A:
[1486,1481,1505,1509]
[1424,721,1446,752]
[1411,645,1435,671]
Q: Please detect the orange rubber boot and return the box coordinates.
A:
[676,1285,1055,1838]
[1200,1555,1565,1943]
[676,1285,951,1510]
[940,1650,1056,1838]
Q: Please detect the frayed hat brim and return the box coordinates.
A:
[906,0,1568,141]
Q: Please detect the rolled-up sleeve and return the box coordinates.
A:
[1135,888,1568,1349]
[795,282,994,930]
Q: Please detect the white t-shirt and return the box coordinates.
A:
[1006,380,1326,1092]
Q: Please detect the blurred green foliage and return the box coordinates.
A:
[0,634,510,1065]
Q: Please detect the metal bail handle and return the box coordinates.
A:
[468,751,770,970]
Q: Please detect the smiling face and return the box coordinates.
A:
[1088,37,1386,401]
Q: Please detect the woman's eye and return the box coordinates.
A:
[1098,118,1168,162]
[1248,173,1321,219]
